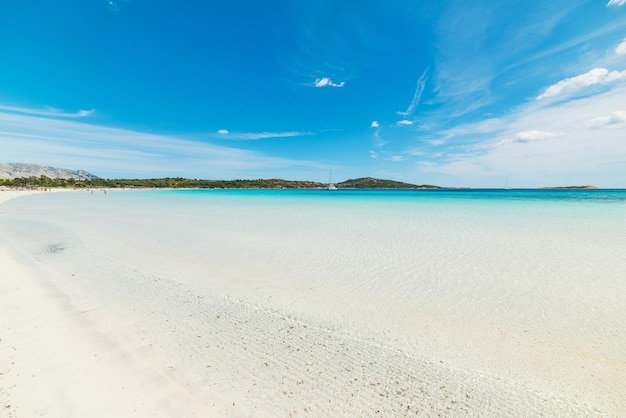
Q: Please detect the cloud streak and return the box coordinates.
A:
[537,68,626,100]
[0,110,321,179]
[217,131,314,140]
[0,104,95,118]
[397,68,429,116]
[607,0,626,6]
[372,127,389,148]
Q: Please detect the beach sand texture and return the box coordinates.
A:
[1,189,625,416]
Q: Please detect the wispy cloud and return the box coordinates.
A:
[537,68,626,100]
[414,83,626,187]
[217,131,314,140]
[369,119,388,147]
[430,1,591,122]
[396,119,413,126]
[607,0,626,6]
[397,68,429,116]
[369,150,378,159]
[0,104,95,118]
[0,109,322,178]
[373,128,389,147]
[584,110,626,129]
[314,77,345,88]
[617,38,626,56]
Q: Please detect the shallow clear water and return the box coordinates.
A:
[2,188,625,413]
[4,188,625,345]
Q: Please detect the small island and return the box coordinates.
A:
[541,185,599,190]
[337,177,441,189]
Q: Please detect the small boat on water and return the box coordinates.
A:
[327,171,337,190]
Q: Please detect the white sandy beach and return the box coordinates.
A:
[1,189,624,417]
[0,191,213,417]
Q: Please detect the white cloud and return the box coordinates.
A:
[107,0,128,12]
[607,0,626,6]
[515,130,564,142]
[616,38,626,56]
[218,129,229,134]
[389,156,405,162]
[397,68,429,116]
[369,150,378,159]
[584,110,626,129]
[370,120,379,128]
[314,77,345,88]
[397,119,413,126]
[537,68,626,100]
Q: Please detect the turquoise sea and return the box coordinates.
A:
[1,188,625,414]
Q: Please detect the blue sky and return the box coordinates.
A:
[1,0,625,187]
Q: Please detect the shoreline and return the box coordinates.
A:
[0,237,215,417]
[0,189,42,204]
[0,190,215,417]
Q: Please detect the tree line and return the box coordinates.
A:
[0,176,326,189]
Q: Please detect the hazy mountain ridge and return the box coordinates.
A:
[0,163,98,180]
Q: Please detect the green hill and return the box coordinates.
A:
[338,177,441,189]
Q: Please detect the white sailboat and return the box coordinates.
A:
[327,171,337,190]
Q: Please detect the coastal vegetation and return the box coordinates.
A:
[0,176,439,189]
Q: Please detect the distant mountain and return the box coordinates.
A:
[0,163,98,180]
[337,177,441,189]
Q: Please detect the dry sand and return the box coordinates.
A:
[0,191,212,416]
